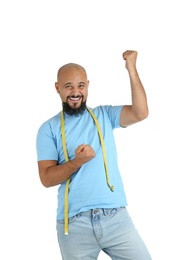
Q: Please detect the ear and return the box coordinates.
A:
[55,82,60,94]
[87,80,90,88]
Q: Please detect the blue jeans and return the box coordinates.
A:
[56,207,152,260]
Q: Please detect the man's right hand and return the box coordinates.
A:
[74,144,96,165]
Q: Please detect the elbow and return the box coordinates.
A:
[136,107,149,122]
[40,179,51,188]
[142,109,149,120]
[42,182,51,188]
[39,175,52,188]
[144,106,149,119]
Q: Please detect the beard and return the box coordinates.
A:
[62,99,87,116]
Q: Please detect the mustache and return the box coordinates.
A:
[67,95,83,99]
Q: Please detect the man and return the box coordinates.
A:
[36,50,152,259]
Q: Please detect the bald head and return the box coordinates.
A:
[55,62,89,115]
[57,63,87,82]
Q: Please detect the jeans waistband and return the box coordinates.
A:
[75,207,125,218]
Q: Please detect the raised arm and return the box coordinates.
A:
[120,50,149,127]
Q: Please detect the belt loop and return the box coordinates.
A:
[103,208,107,216]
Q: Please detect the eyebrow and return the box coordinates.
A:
[64,82,72,87]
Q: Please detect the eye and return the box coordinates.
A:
[65,85,72,89]
[79,84,85,88]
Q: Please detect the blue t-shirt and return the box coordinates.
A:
[36,105,128,220]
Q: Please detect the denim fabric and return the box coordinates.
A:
[56,207,151,260]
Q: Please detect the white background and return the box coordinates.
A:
[1,0,186,259]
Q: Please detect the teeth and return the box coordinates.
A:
[69,97,81,101]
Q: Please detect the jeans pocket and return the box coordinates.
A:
[109,206,125,215]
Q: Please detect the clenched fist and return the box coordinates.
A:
[74,144,96,165]
[123,50,138,71]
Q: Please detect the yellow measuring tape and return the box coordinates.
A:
[61,107,114,235]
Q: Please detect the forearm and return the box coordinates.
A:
[128,67,149,120]
[38,144,96,188]
[38,158,82,188]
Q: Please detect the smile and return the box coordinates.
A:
[68,96,82,101]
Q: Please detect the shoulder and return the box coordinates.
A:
[90,105,123,128]
[91,105,123,117]
[37,112,61,134]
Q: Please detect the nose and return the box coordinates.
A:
[70,87,81,96]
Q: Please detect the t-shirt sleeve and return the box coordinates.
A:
[105,105,124,128]
[36,122,58,161]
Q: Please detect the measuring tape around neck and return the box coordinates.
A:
[61,107,114,235]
